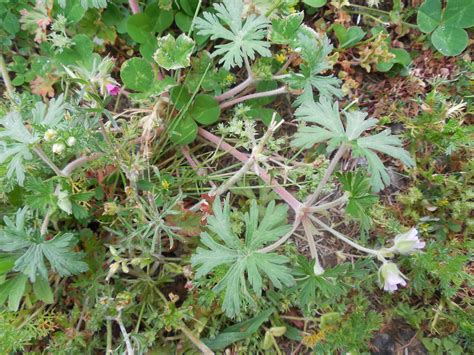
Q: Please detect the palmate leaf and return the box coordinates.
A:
[192,197,294,318]
[31,94,66,128]
[292,97,414,192]
[0,111,38,185]
[194,0,271,69]
[284,28,342,104]
[0,209,88,282]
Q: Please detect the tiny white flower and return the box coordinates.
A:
[392,228,425,255]
[66,136,77,147]
[44,129,57,141]
[378,263,407,292]
[52,143,65,155]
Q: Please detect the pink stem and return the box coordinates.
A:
[215,77,255,102]
[198,128,302,212]
[129,0,140,13]
[219,87,287,110]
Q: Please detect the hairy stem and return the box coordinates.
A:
[180,324,214,355]
[258,218,301,253]
[310,215,380,256]
[305,145,347,206]
[116,313,134,355]
[198,128,302,212]
[61,153,103,177]
[0,54,14,99]
[32,146,66,177]
[211,117,280,197]
[219,87,287,110]
[302,217,318,259]
[308,194,348,213]
[129,0,140,13]
[215,76,255,101]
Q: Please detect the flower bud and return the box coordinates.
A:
[392,228,425,255]
[66,136,76,147]
[52,143,65,155]
[378,263,407,292]
[44,129,57,141]
[106,83,120,96]
[313,260,324,276]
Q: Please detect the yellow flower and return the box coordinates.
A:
[225,74,235,83]
[275,53,286,64]
[161,180,170,190]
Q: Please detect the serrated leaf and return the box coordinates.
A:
[194,0,271,69]
[153,33,195,70]
[270,12,303,45]
[293,97,414,191]
[33,276,54,304]
[192,198,294,317]
[0,210,88,283]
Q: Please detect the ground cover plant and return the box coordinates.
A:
[0,0,472,353]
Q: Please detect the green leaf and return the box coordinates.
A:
[126,13,153,43]
[169,116,198,145]
[285,32,342,103]
[0,210,88,282]
[153,33,195,71]
[376,48,411,72]
[145,3,174,33]
[33,276,54,304]
[175,11,193,32]
[247,108,281,126]
[339,172,378,229]
[443,0,474,28]
[55,34,93,66]
[192,198,294,317]
[120,58,154,92]
[270,12,304,45]
[431,25,468,56]
[170,85,192,110]
[417,0,442,33]
[303,0,327,7]
[3,12,20,35]
[293,97,414,191]
[7,274,28,311]
[203,308,275,349]
[189,94,221,125]
[194,0,271,69]
[332,24,366,49]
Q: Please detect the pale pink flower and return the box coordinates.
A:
[378,263,407,292]
[392,228,425,255]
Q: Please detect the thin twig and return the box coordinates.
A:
[0,54,15,99]
[116,312,134,355]
[32,146,65,177]
[304,145,347,207]
[180,325,214,355]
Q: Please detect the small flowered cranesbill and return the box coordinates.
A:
[392,228,425,255]
[106,83,120,96]
[378,263,407,292]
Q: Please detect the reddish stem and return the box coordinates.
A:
[198,128,302,212]
[219,87,287,110]
[129,0,140,13]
